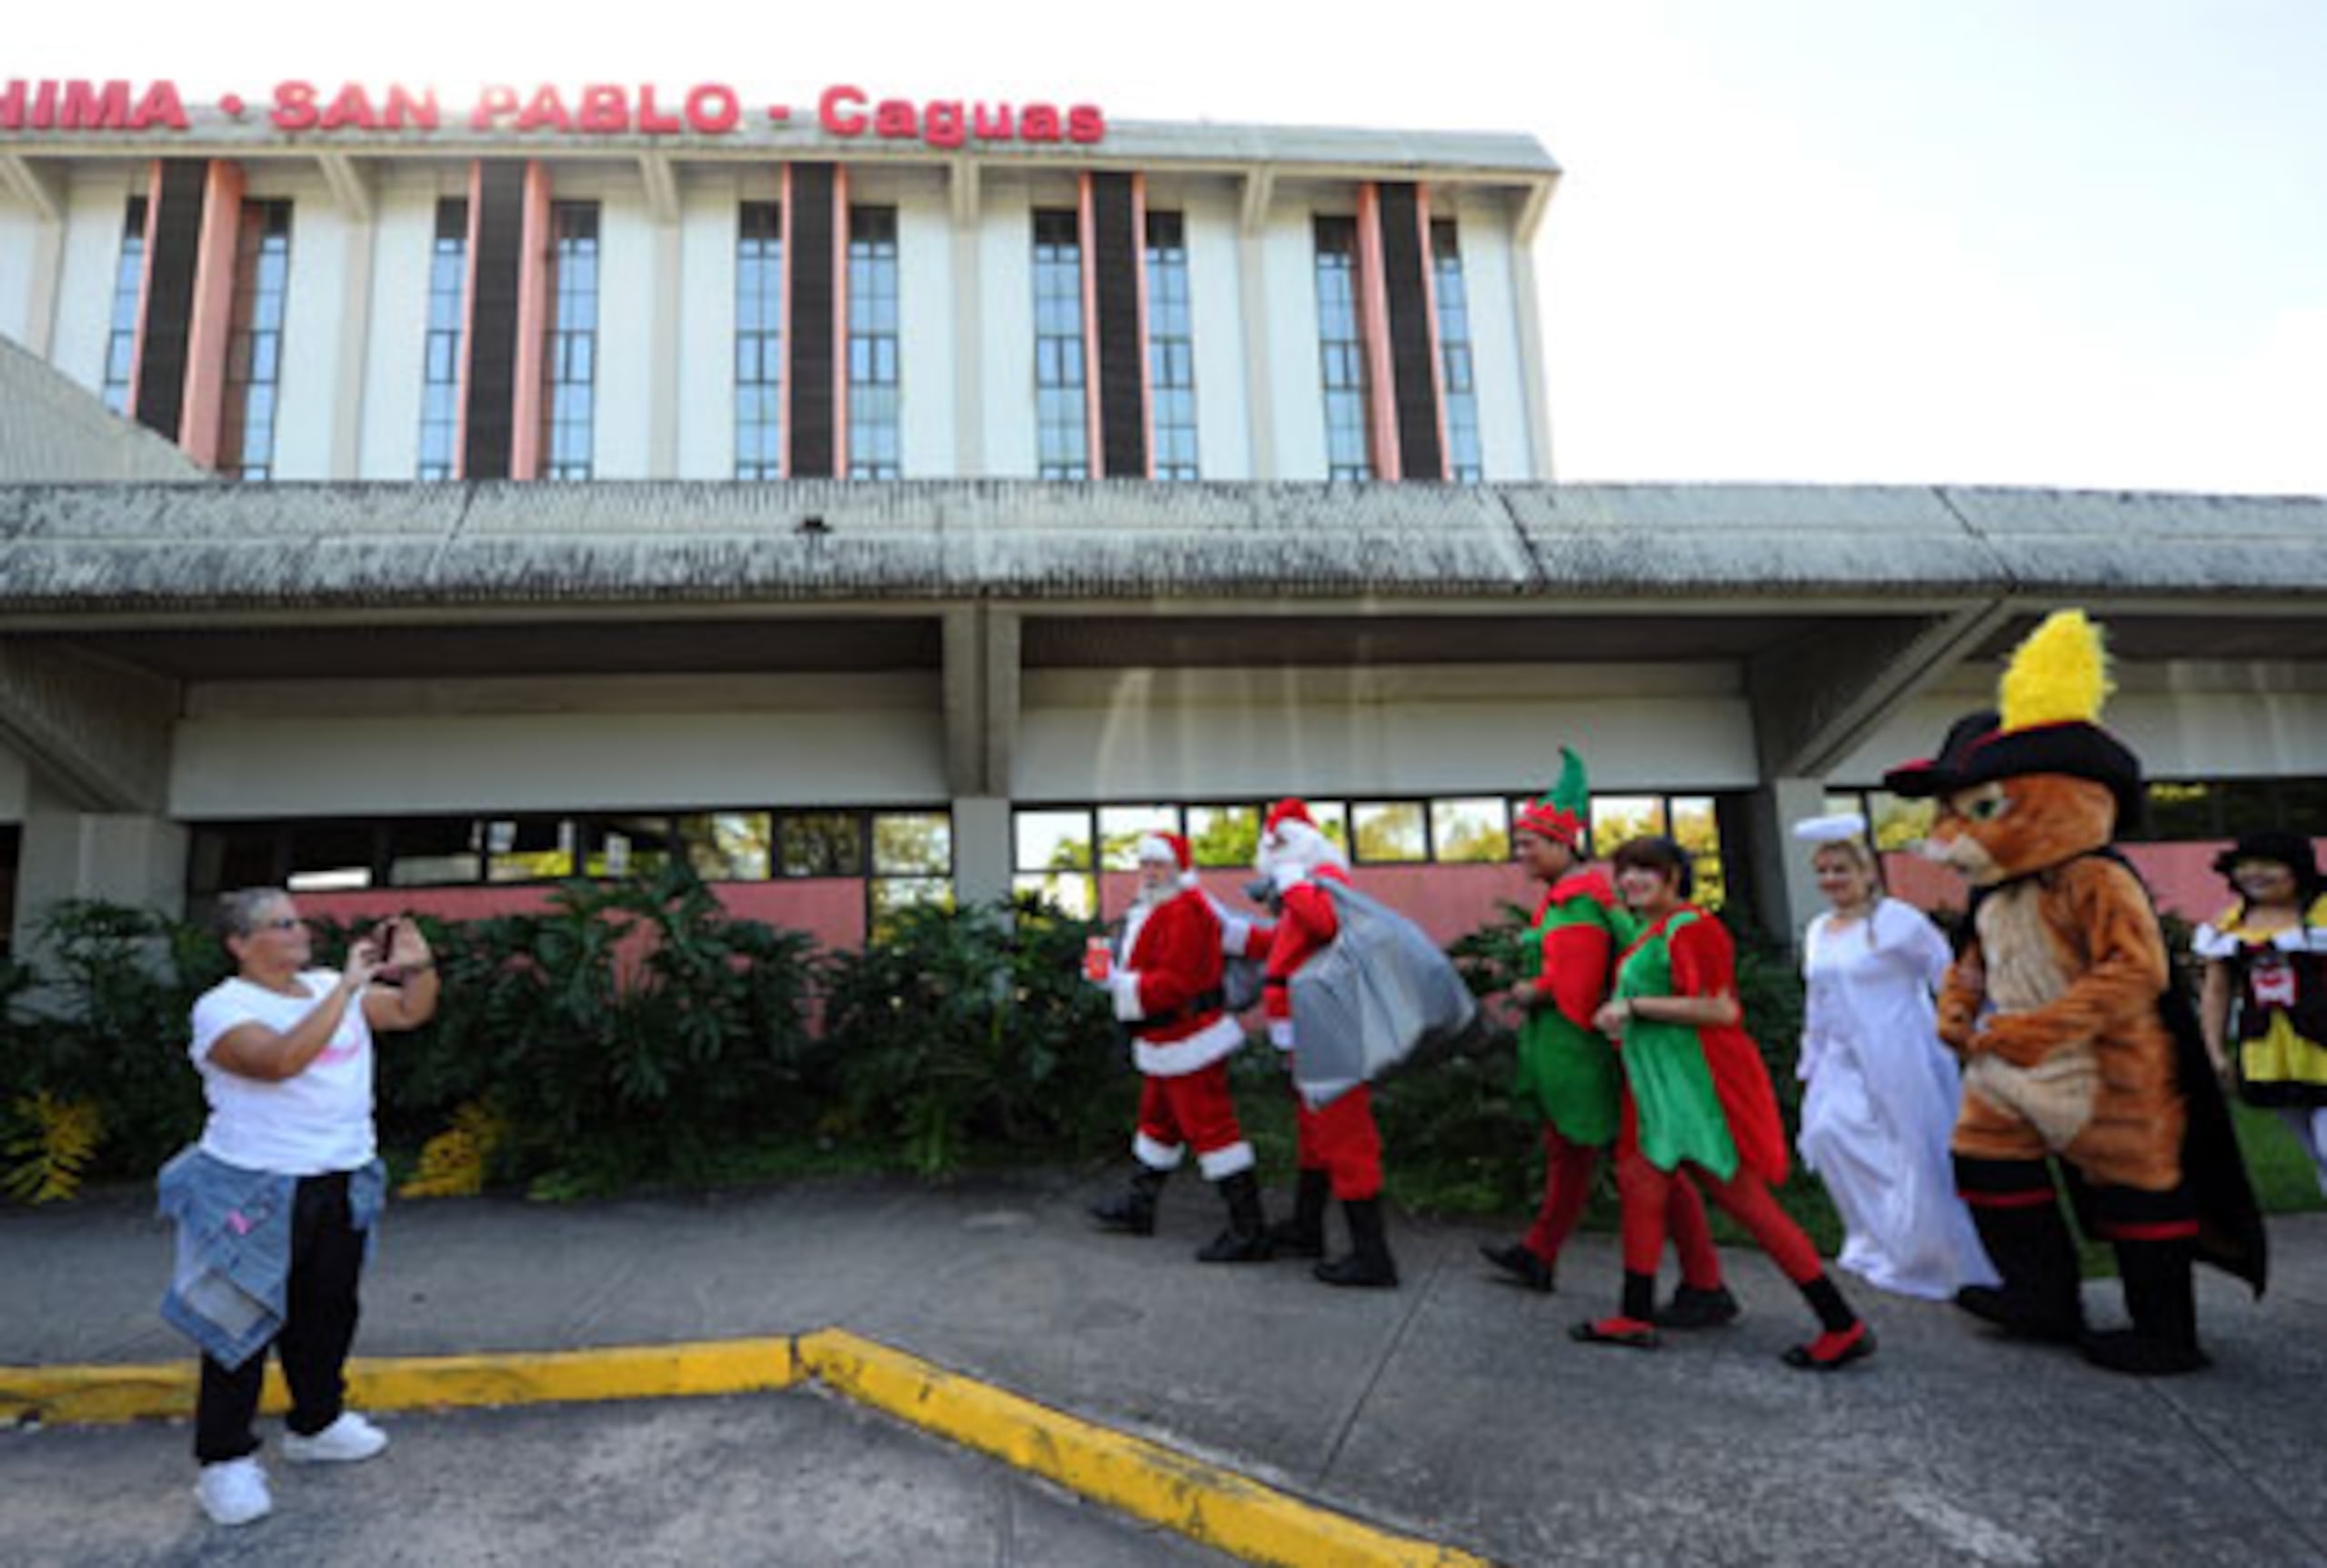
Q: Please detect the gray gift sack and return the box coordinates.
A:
[1289,879,1477,1107]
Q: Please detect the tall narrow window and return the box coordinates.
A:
[1145,211,1199,481]
[846,205,901,479]
[1313,215,1372,482]
[541,201,600,481]
[734,201,784,479]
[1031,208,1088,480]
[217,200,292,482]
[100,197,148,415]
[1430,220,1483,483]
[415,198,467,480]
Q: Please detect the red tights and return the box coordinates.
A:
[1526,1125,1723,1290]
[1615,1141,1822,1286]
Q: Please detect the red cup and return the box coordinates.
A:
[1084,936,1113,982]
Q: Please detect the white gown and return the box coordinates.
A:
[1798,899,1998,1300]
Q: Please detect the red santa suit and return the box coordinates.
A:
[1252,799,1397,1287]
[1112,850,1253,1181]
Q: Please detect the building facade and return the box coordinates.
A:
[3,85,2324,956]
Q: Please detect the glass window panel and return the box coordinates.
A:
[1431,797,1510,864]
[1015,871,1095,919]
[1352,801,1426,864]
[387,818,483,887]
[285,822,377,891]
[189,824,280,897]
[779,813,867,878]
[2143,782,2216,842]
[1863,791,1935,851]
[1097,805,1179,870]
[1187,804,1260,868]
[580,816,673,878]
[485,816,577,882]
[873,811,951,875]
[1014,809,1092,873]
[2220,780,2282,836]
[1591,795,1668,850]
[677,812,773,881]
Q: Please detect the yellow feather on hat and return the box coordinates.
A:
[1999,609,2113,731]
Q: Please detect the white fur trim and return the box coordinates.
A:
[1216,910,1255,958]
[1271,862,1305,894]
[1133,1133,1185,1171]
[1110,971,1147,1022]
[1198,1141,1256,1180]
[1268,1019,1295,1051]
[1134,1014,1245,1076]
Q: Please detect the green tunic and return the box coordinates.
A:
[1613,909,1741,1180]
[1513,873,1626,1147]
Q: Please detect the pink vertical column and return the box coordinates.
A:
[176,159,246,470]
[1353,181,1401,481]
[509,160,552,480]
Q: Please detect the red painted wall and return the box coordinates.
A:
[298,878,868,955]
[1882,838,2322,924]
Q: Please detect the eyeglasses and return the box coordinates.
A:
[254,916,304,932]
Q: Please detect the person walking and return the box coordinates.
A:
[160,892,439,1527]
[1573,837,1873,1371]
[1793,814,1997,1300]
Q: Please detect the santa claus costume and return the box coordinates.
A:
[1250,799,1398,1288]
[1087,832,1273,1263]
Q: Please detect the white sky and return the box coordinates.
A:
[20,0,2327,494]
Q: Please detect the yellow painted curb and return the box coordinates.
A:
[795,1329,1492,1568]
[0,1338,798,1426]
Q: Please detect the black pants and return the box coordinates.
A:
[194,1172,366,1464]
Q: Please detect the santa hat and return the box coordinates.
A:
[1255,797,1348,875]
[1135,831,1199,888]
[1513,748,1589,852]
[1263,798,1315,838]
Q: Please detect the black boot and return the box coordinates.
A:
[1266,1169,1330,1259]
[1479,1243,1555,1293]
[2082,1238,2209,1376]
[1196,1170,1273,1263]
[1313,1197,1399,1288]
[1953,1158,2083,1343]
[1089,1165,1170,1236]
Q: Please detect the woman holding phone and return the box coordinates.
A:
[159,893,439,1527]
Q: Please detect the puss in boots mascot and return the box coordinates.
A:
[1884,609,2266,1374]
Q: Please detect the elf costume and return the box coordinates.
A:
[1481,750,1731,1326]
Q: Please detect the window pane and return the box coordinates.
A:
[485,817,577,882]
[1014,809,1092,874]
[1098,805,1178,870]
[1188,804,1260,868]
[2144,783,2216,842]
[677,812,772,880]
[1430,798,1509,864]
[1352,802,1426,863]
[776,813,866,878]
[1865,792,1936,851]
[1015,871,1095,919]
[285,822,375,891]
[388,818,483,887]
[871,876,953,927]
[1671,797,1723,908]
[1591,795,1667,850]
[873,812,951,875]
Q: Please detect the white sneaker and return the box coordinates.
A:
[195,1456,273,1526]
[281,1411,389,1463]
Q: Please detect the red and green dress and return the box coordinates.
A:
[1513,869,1629,1149]
[1613,907,1789,1185]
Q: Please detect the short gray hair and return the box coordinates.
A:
[215,887,293,940]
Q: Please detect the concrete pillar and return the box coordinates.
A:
[11,778,188,954]
[951,795,1013,913]
[1724,775,1826,950]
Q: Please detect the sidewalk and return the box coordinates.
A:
[5,1174,2324,1566]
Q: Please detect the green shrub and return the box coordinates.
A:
[816,894,1130,1174]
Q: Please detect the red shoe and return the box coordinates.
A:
[1783,1320,1874,1372]
[1570,1316,1661,1350]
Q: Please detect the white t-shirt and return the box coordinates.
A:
[189,972,376,1175]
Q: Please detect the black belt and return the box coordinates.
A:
[1146,988,1227,1031]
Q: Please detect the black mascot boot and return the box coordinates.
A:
[1953,1158,2084,1343]
[1196,1170,1274,1263]
[1089,1165,1170,1236]
[1266,1168,1331,1259]
[1313,1197,1400,1288]
[2082,1237,2210,1376]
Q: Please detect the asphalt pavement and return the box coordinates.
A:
[4,1172,2324,1566]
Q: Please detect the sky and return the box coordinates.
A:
[18,0,2327,494]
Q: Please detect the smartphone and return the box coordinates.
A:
[371,918,399,964]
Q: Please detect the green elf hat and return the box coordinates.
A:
[1515,748,1590,852]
